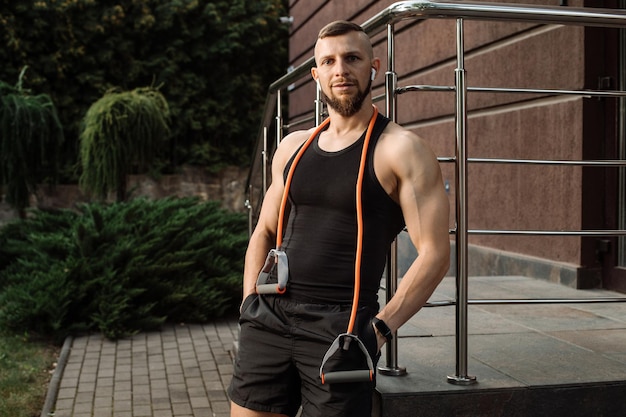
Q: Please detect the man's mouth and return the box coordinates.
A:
[332,82,355,91]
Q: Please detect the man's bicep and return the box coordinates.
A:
[399,158,450,253]
[252,168,286,244]
[252,135,300,238]
[420,186,450,246]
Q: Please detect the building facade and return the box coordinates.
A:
[282,0,626,293]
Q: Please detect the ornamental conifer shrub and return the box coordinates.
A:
[0,197,247,340]
[0,67,64,215]
[79,87,170,202]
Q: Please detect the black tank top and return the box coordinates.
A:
[281,114,405,305]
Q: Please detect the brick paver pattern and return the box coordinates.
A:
[52,321,238,417]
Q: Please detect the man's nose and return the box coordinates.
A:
[334,59,350,76]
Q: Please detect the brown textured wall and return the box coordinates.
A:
[287,0,597,271]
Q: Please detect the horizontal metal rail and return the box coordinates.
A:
[398,84,626,98]
[374,289,626,307]
[436,157,626,166]
[284,115,316,130]
[448,229,626,236]
[470,229,626,236]
[425,297,626,307]
[468,158,626,166]
[363,0,626,30]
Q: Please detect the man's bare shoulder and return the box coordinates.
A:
[379,122,437,164]
[270,127,317,172]
[274,128,314,157]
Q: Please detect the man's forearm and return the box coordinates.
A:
[376,250,449,333]
[242,232,274,298]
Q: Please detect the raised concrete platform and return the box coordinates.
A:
[375,276,626,417]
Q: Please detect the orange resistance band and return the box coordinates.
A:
[276,106,380,335]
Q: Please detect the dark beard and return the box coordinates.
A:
[321,78,372,117]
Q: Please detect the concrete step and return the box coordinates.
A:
[373,275,626,417]
[376,380,626,417]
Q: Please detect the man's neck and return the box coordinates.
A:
[325,103,375,138]
[317,103,375,152]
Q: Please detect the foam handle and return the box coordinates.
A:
[255,283,285,294]
[321,370,372,384]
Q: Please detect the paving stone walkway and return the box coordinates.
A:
[48,320,239,417]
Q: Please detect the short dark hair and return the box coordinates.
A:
[318,20,364,39]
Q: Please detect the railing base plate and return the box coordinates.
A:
[446,374,477,385]
[378,366,407,376]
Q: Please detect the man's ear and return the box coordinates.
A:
[311,67,318,83]
[311,68,321,90]
[371,58,381,76]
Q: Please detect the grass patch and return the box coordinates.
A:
[0,332,59,417]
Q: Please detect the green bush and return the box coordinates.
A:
[79,86,170,201]
[0,66,64,213]
[0,197,247,340]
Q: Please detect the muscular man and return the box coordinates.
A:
[229,20,450,417]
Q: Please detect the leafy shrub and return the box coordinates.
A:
[0,197,247,340]
[0,66,64,213]
[79,87,170,201]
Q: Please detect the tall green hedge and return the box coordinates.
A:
[0,0,288,176]
[0,197,248,340]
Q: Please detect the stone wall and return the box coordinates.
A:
[0,165,249,225]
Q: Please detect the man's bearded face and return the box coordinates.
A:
[322,77,372,117]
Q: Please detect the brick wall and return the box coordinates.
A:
[0,165,248,225]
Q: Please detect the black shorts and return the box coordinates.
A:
[228,294,380,417]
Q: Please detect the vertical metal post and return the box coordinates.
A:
[315,80,324,126]
[378,22,408,378]
[262,126,269,196]
[617,15,626,266]
[447,18,477,386]
[245,185,253,237]
[384,23,397,121]
[276,89,284,147]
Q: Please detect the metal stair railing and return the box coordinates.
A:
[245,0,626,386]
